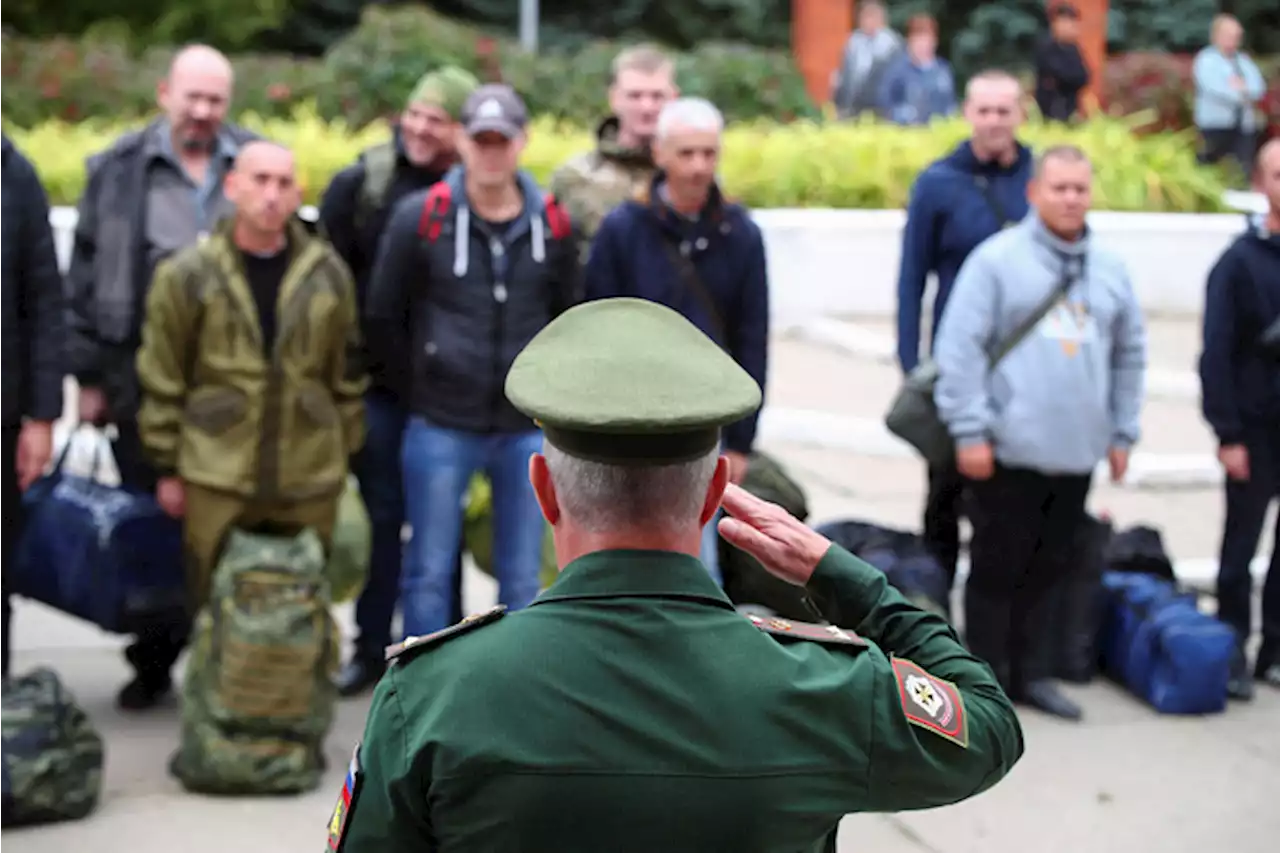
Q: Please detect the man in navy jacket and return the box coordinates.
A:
[1199,138,1280,700]
[895,69,1034,592]
[583,96,770,585]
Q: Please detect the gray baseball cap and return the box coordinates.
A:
[461,84,529,138]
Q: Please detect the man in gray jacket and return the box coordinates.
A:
[831,1,902,119]
[934,145,1147,721]
[66,44,258,711]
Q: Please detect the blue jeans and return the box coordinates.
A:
[400,417,546,637]
[351,392,408,662]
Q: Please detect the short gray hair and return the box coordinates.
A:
[1034,144,1091,177]
[543,442,719,534]
[655,97,724,142]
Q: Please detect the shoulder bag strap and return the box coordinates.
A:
[988,257,1082,367]
[658,235,728,347]
[974,175,1017,229]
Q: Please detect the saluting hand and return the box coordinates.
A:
[718,484,831,586]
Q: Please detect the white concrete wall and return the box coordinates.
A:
[50,205,1256,325]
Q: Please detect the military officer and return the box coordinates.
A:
[328,298,1024,853]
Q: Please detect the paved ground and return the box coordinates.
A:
[7,318,1277,852]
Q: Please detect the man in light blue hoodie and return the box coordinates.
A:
[1193,14,1267,181]
[933,145,1147,721]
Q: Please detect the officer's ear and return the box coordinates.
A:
[699,456,730,528]
[529,453,560,526]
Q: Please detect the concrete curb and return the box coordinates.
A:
[758,407,1224,490]
[793,318,1203,403]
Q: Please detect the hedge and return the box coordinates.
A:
[0,6,816,130]
[8,107,1232,212]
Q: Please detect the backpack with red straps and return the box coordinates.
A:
[416,181,572,243]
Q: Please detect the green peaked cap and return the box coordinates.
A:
[408,66,480,118]
[505,298,763,466]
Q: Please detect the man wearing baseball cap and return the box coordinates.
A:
[365,83,581,643]
[320,65,480,697]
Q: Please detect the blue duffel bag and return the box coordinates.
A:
[13,428,186,635]
[1098,572,1234,715]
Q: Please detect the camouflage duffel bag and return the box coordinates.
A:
[171,526,337,795]
[1,668,104,827]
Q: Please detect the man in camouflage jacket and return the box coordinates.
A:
[135,142,367,611]
[549,45,677,262]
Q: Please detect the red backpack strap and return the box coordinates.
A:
[542,192,572,241]
[417,182,453,242]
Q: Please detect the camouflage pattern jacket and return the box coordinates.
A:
[135,218,368,502]
[549,117,656,263]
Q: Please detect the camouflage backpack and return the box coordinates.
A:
[170,526,337,795]
[355,142,397,230]
[1,668,104,827]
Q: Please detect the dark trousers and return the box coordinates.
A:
[1198,129,1257,181]
[2,425,20,677]
[350,393,465,665]
[923,463,965,586]
[964,464,1092,690]
[351,392,408,664]
[114,420,189,683]
[1216,425,1280,667]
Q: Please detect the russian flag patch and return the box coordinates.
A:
[327,743,362,851]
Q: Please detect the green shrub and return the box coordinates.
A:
[1,6,815,130]
[315,6,817,127]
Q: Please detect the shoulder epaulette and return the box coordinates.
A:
[384,605,507,663]
[746,613,867,647]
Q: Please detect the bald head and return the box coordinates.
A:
[159,44,234,152]
[1257,138,1280,218]
[170,44,234,83]
[233,140,294,172]
[1259,138,1280,170]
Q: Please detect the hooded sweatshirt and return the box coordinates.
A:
[364,166,580,432]
[1199,219,1280,443]
[896,141,1034,372]
[934,213,1148,476]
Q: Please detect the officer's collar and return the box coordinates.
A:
[529,549,736,611]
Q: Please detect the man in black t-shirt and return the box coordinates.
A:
[135,141,366,621]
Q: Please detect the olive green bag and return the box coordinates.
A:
[171,527,337,795]
[885,273,1074,467]
[463,474,558,590]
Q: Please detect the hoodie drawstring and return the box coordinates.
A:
[453,204,471,277]
[530,216,546,264]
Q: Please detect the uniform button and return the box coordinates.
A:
[424,342,438,356]
[493,284,508,303]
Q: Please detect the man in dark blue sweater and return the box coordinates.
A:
[895,69,1034,591]
[583,96,770,586]
[1199,138,1280,700]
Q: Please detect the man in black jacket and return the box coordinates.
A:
[365,84,580,640]
[1,136,66,678]
[1200,138,1280,700]
[1034,4,1090,123]
[319,66,479,696]
[65,44,258,710]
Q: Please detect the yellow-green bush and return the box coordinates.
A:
[9,104,1230,212]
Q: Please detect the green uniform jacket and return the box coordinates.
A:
[136,218,368,502]
[549,117,656,263]
[334,546,1024,853]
